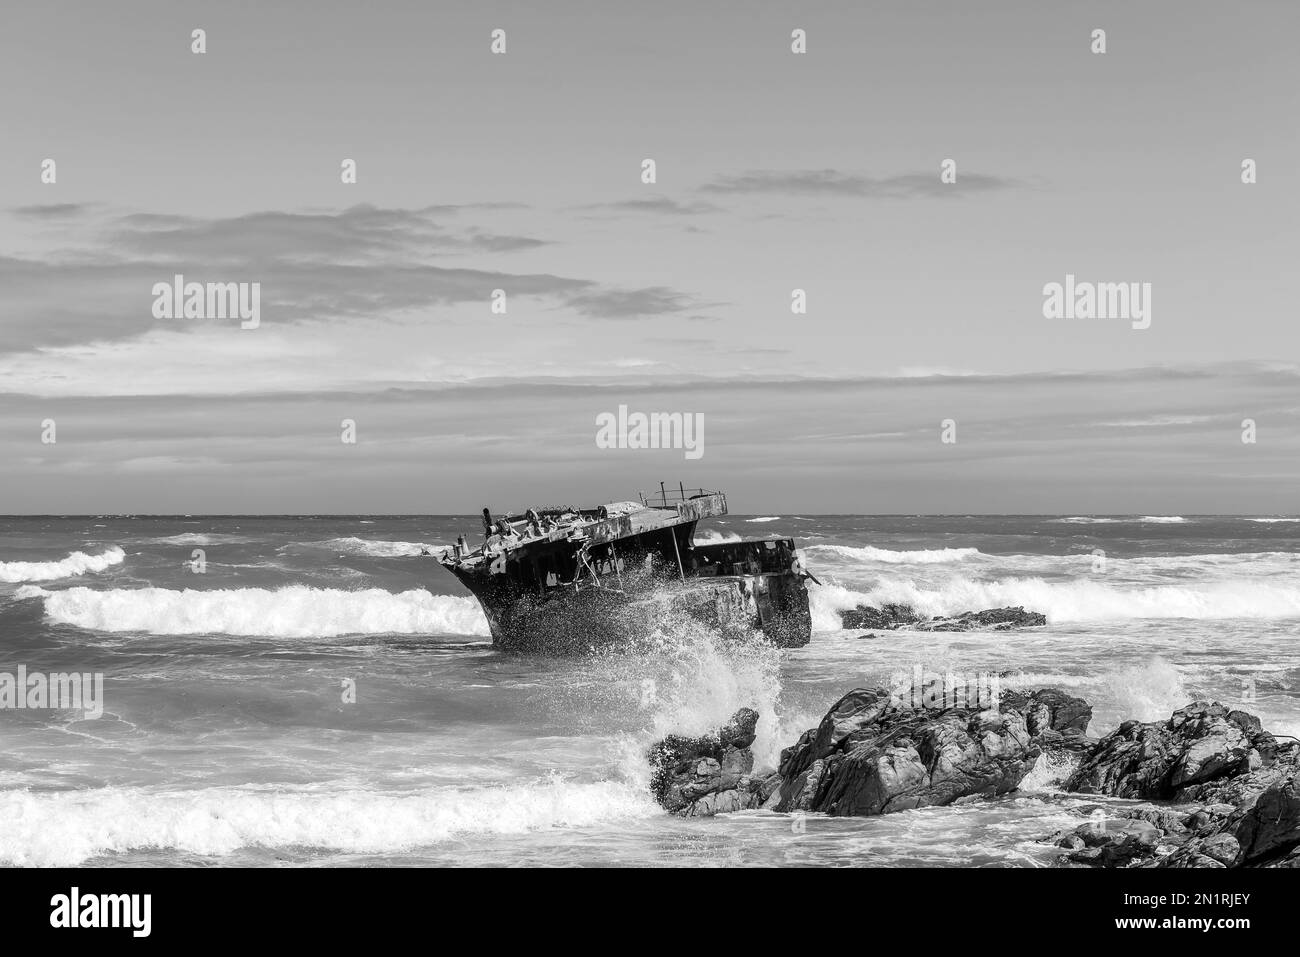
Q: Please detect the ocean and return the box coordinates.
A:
[2,514,1298,867]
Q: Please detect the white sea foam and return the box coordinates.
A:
[1101,657,1190,725]
[746,516,782,523]
[0,546,126,583]
[1245,517,1300,523]
[1050,516,1189,524]
[306,537,445,558]
[694,529,743,544]
[1018,749,1080,792]
[18,585,490,637]
[809,574,1300,628]
[808,544,982,565]
[0,777,657,866]
[136,533,255,545]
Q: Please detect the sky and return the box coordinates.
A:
[1,0,1297,513]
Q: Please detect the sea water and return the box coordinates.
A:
[1,514,1297,867]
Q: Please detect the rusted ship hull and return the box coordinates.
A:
[437,489,812,653]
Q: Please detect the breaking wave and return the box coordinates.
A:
[1051,516,1189,524]
[17,585,489,637]
[809,575,1300,628]
[1102,657,1190,724]
[0,546,126,583]
[808,544,982,564]
[304,537,445,558]
[0,777,656,867]
[746,516,782,523]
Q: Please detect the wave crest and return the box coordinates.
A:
[808,544,982,565]
[19,585,489,637]
[0,777,655,866]
[305,537,444,558]
[810,575,1300,628]
[0,546,126,583]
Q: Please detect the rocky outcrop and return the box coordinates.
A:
[772,687,1046,815]
[840,603,923,630]
[1001,687,1092,735]
[649,691,1300,870]
[647,708,780,816]
[1065,701,1282,800]
[649,688,1088,819]
[1048,701,1300,868]
[839,603,1046,632]
[1001,687,1096,755]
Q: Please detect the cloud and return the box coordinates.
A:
[11,203,93,219]
[576,196,723,216]
[2,363,1296,513]
[108,204,550,262]
[700,168,1019,198]
[0,203,705,354]
[564,285,700,319]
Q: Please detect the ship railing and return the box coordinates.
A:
[638,484,721,507]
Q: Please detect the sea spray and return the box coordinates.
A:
[533,588,791,781]
[1101,657,1190,726]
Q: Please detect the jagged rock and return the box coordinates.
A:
[1001,687,1092,735]
[998,688,1096,758]
[839,603,1046,632]
[840,603,923,630]
[772,687,1042,816]
[1261,846,1300,868]
[647,707,774,817]
[1198,763,1300,867]
[1049,701,1300,868]
[916,606,1048,631]
[1065,701,1282,800]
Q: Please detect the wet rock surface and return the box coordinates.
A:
[839,603,1047,632]
[1048,701,1300,868]
[771,687,1043,815]
[650,688,1082,819]
[647,708,779,816]
[1065,701,1283,800]
[649,692,1300,869]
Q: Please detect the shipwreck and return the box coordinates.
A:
[437,485,814,653]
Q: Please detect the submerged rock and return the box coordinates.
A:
[839,603,1046,632]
